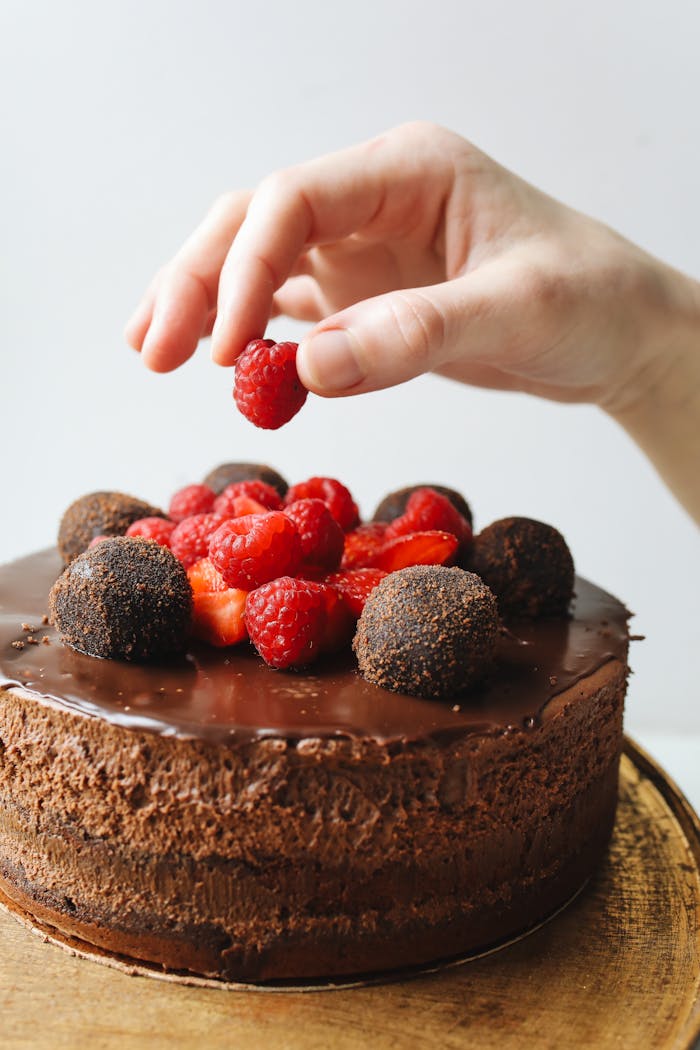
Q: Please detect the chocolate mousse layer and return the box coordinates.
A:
[0,549,629,981]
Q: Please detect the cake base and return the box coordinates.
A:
[0,873,590,991]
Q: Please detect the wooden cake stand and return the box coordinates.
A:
[2,737,699,1049]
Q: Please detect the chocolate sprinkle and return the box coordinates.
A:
[58,491,165,564]
[468,517,574,619]
[49,537,192,662]
[372,484,473,527]
[202,462,288,497]
[353,565,499,700]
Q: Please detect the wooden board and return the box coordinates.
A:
[2,738,699,1050]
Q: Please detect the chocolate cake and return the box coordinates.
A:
[0,548,629,982]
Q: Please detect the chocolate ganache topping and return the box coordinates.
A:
[0,549,629,746]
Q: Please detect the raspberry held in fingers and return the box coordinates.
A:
[234,339,307,430]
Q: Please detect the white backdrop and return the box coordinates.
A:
[1,0,698,740]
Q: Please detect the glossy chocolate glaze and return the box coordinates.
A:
[0,549,629,746]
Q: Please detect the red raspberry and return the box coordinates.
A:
[341,522,388,570]
[245,577,336,669]
[285,477,360,532]
[208,512,302,590]
[213,479,283,516]
[125,517,177,546]
[169,484,216,522]
[234,338,307,430]
[170,513,227,568]
[326,568,387,618]
[283,498,344,577]
[376,530,458,573]
[385,487,472,548]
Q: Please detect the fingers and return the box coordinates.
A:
[126,190,251,372]
[296,258,530,397]
[210,125,452,365]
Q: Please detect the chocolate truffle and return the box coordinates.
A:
[49,537,192,662]
[353,565,498,699]
[373,484,473,527]
[203,462,288,497]
[58,491,165,564]
[469,517,574,619]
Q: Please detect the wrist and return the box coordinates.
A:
[605,263,700,521]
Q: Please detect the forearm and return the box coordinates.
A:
[607,267,700,524]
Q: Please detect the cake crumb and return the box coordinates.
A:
[452,704,461,712]
[41,614,49,625]
[42,635,50,645]
[11,640,25,650]
[21,622,37,633]
[26,636,39,645]
[549,675,558,686]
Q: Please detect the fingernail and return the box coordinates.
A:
[300,329,364,392]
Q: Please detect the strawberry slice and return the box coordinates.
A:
[341,522,388,570]
[191,589,248,647]
[326,568,387,618]
[319,584,355,653]
[187,558,248,647]
[375,531,458,573]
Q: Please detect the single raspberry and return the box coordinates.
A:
[186,557,228,595]
[385,487,472,549]
[326,568,388,618]
[285,477,360,532]
[245,577,328,669]
[234,338,307,430]
[213,479,283,516]
[126,517,177,546]
[170,513,228,569]
[208,512,302,590]
[283,498,344,577]
[341,522,388,570]
[376,530,458,573]
[168,484,216,522]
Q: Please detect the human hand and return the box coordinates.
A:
[125,121,692,411]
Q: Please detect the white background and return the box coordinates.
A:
[1,2,698,800]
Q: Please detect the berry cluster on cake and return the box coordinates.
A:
[0,463,629,983]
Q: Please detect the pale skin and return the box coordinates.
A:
[125,122,700,523]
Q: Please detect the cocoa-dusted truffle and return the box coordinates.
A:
[49,537,192,662]
[373,484,473,527]
[353,565,498,699]
[469,517,574,619]
[58,491,165,564]
[203,462,288,497]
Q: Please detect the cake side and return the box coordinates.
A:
[0,659,626,981]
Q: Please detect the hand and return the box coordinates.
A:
[126,122,700,518]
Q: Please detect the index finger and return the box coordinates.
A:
[210,125,448,366]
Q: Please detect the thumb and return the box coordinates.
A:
[296,278,484,396]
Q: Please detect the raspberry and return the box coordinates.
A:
[87,535,110,548]
[126,517,177,546]
[169,484,216,522]
[208,512,302,590]
[341,522,388,570]
[170,513,227,568]
[285,477,360,532]
[246,577,327,668]
[326,568,387,618]
[213,479,283,516]
[376,531,458,573]
[234,338,307,430]
[385,487,472,548]
[283,498,344,577]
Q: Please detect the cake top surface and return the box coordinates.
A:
[0,549,629,747]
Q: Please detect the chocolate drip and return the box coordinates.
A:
[0,550,629,746]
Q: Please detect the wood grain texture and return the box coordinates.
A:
[1,739,698,1050]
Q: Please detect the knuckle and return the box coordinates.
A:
[388,290,447,367]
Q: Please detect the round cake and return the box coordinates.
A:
[0,548,629,982]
